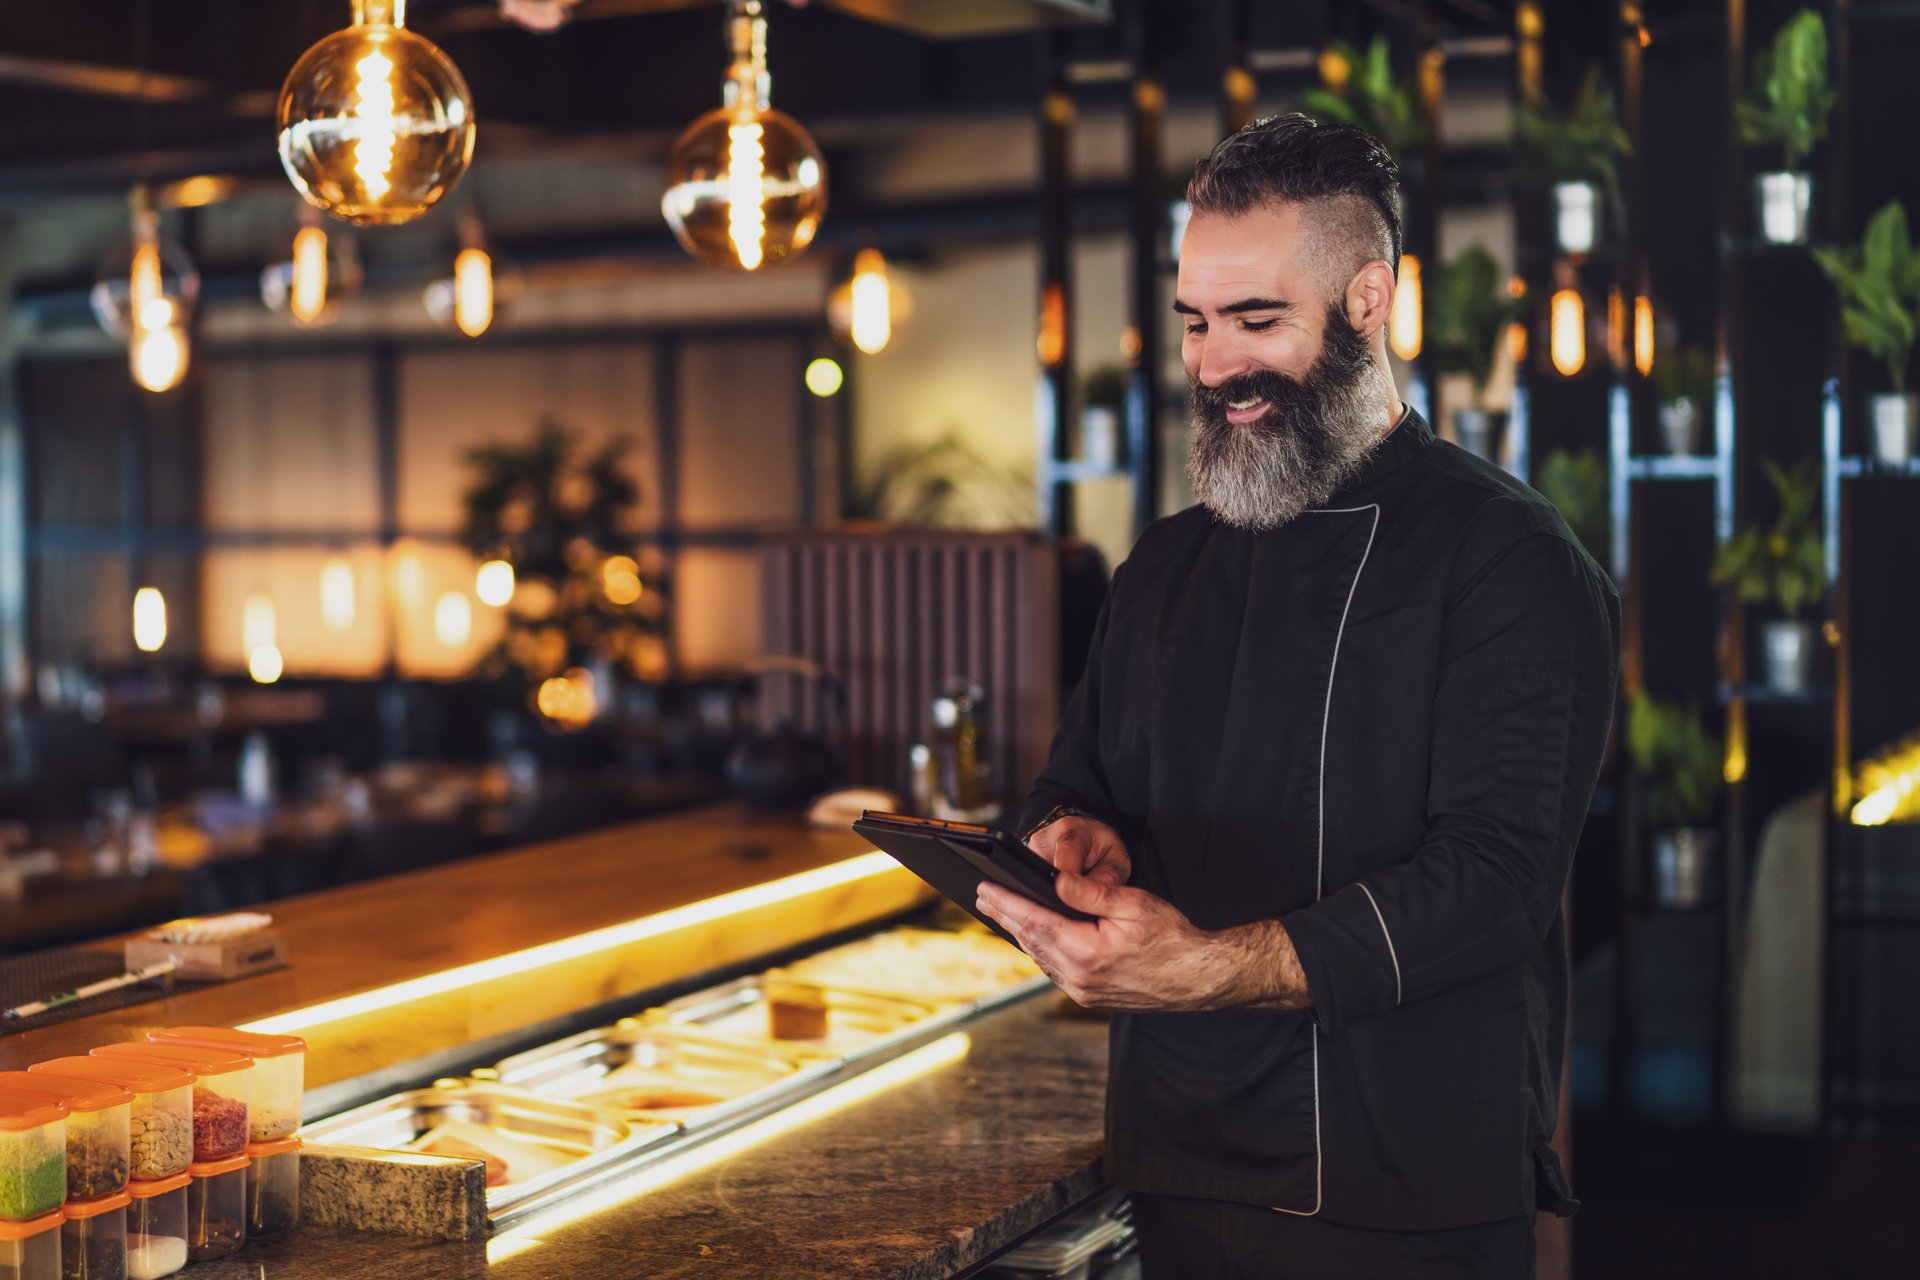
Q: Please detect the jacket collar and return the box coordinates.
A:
[1326,402,1432,503]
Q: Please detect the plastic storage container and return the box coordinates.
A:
[88,1047,250,1164]
[183,1156,246,1263]
[124,1174,189,1280]
[0,1072,131,1202]
[59,1190,128,1280]
[241,1137,299,1238]
[0,1209,62,1280]
[145,1029,304,1143]
[27,1061,191,1185]
[0,1094,66,1223]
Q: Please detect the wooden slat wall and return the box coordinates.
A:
[759,530,1060,811]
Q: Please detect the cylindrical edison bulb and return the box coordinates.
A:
[662,2,826,270]
[277,0,477,226]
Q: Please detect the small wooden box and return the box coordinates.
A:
[124,931,286,982]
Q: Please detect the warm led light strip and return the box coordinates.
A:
[486,1031,971,1263]
[240,851,904,1036]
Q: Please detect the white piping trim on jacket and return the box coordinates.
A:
[1357,882,1402,1006]
[1272,501,1381,1219]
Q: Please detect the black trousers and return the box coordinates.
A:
[1131,1193,1536,1280]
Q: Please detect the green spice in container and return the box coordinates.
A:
[0,1091,68,1223]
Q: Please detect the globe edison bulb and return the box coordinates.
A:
[662,2,826,271]
[277,0,476,226]
[92,191,198,393]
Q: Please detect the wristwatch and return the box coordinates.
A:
[1023,804,1092,842]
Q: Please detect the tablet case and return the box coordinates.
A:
[851,810,1095,947]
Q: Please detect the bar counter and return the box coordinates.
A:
[0,802,1113,1277]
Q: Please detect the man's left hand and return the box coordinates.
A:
[976,870,1303,1012]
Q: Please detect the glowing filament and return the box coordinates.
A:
[291,225,330,324]
[353,46,398,202]
[1550,289,1585,377]
[1634,295,1654,378]
[453,246,492,337]
[1389,254,1423,362]
[434,591,472,647]
[132,587,167,653]
[249,645,285,684]
[850,249,892,354]
[726,120,767,270]
[321,557,357,631]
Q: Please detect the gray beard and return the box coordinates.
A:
[1185,359,1395,531]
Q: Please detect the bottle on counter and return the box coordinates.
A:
[929,681,994,821]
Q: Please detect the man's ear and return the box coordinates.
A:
[1344,259,1397,340]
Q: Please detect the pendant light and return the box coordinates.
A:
[423,214,510,337]
[1389,254,1423,362]
[90,186,199,394]
[277,0,477,226]
[260,206,364,326]
[826,249,912,354]
[662,0,827,271]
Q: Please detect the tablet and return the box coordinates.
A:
[850,810,1096,947]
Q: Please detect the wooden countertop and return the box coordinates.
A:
[0,803,934,1086]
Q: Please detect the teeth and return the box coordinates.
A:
[1228,398,1263,410]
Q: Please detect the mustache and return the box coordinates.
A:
[1189,369,1310,429]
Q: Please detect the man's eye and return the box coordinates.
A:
[1242,319,1278,332]
[1184,323,1206,336]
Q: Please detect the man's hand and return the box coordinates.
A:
[1027,814,1132,887]
[976,870,1312,1013]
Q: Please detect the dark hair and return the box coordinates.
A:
[1187,113,1404,280]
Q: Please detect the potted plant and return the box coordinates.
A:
[1080,364,1127,471]
[1513,67,1631,256]
[1652,346,1716,456]
[1710,460,1827,695]
[1301,36,1430,169]
[1427,245,1529,459]
[1736,8,1835,246]
[1626,690,1723,909]
[1536,449,1610,571]
[1814,200,1920,464]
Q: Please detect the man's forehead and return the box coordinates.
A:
[1176,205,1318,305]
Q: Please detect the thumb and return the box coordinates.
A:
[1054,868,1117,916]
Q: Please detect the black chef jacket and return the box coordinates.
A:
[1017,407,1620,1231]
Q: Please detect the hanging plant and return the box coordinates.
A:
[1709,459,1826,619]
[1512,67,1631,211]
[462,420,669,690]
[1735,9,1836,170]
[1301,37,1430,167]
[1813,200,1920,393]
[1625,691,1723,832]
[1426,246,1529,399]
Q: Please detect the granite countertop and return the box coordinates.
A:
[187,992,1111,1279]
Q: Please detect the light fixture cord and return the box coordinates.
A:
[722,0,770,112]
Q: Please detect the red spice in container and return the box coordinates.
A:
[191,1091,248,1164]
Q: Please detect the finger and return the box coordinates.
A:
[1054,868,1120,916]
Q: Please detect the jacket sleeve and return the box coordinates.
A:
[1014,565,1135,845]
[1280,525,1620,1038]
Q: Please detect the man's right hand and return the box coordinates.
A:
[1027,814,1132,887]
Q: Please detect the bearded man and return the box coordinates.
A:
[976,115,1620,1279]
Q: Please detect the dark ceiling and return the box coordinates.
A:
[0,1,1526,203]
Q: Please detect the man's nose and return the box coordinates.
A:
[1193,334,1252,388]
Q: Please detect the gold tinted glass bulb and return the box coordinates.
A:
[662,1,826,270]
[277,0,476,226]
[261,214,364,326]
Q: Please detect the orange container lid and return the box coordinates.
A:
[149,1027,305,1058]
[30,1057,193,1095]
[62,1190,130,1220]
[92,1042,251,1079]
[186,1154,250,1178]
[0,1070,131,1114]
[243,1136,300,1159]
[0,1209,62,1241]
[126,1172,190,1198]
[0,1089,66,1131]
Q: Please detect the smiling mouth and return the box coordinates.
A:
[1228,398,1264,411]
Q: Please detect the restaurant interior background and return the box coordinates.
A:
[0,0,1916,1273]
